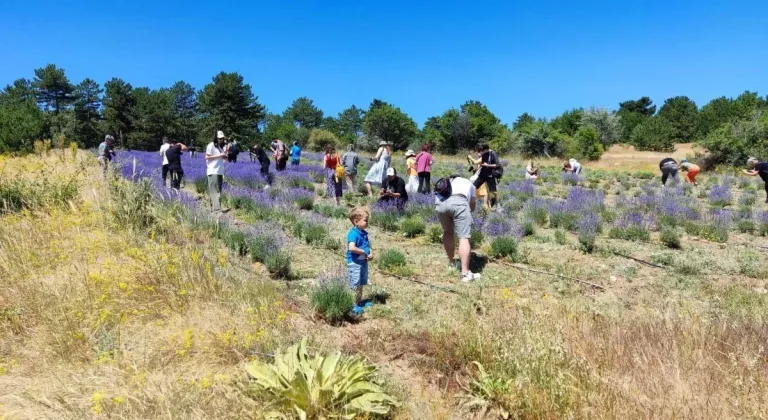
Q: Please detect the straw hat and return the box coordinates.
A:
[405,149,416,158]
[379,140,388,146]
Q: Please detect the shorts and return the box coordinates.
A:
[436,195,472,239]
[473,174,497,193]
[347,261,369,288]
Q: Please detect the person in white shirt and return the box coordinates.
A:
[159,137,170,187]
[205,130,229,212]
[563,158,582,175]
[434,176,481,282]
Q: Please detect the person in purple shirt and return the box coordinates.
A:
[415,143,434,193]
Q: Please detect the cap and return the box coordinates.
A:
[386,167,395,176]
[216,130,227,139]
[681,157,687,163]
[405,149,415,157]
[105,134,115,141]
[379,140,388,146]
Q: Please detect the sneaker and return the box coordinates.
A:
[460,272,482,283]
[351,305,365,315]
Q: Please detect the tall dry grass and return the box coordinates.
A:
[0,154,303,419]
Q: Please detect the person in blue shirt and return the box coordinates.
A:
[290,141,302,166]
[347,207,374,314]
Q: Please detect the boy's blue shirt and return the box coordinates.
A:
[346,226,370,264]
[290,145,301,160]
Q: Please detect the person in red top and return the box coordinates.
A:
[415,144,434,193]
[324,146,343,205]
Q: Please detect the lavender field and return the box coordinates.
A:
[2,150,768,419]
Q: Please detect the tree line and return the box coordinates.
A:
[1,64,766,164]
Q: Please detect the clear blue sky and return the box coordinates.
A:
[1,0,766,126]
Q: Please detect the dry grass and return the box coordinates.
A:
[2,151,768,419]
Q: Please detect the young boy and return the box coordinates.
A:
[347,207,373,314]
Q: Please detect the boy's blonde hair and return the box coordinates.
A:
[349,207,369,225]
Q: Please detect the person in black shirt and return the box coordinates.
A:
[659,158,679,186]
[743,158,768,203]
[165,140,189,190]
[379,167,408,211]
[472,143,500,208]
[252,144,271,177]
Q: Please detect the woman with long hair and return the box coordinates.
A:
[324,146,343,205]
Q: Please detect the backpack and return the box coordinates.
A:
[489,151,503,179]
[335,163,345,179]
[280,143,290,161]
[227,142,239,159]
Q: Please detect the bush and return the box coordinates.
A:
[651,252,675,266]
[522,219,535,236]
[554,229,567,245]
[401,217,426,238]
[469,229,485,249]
[577,231,596,253]
[264,252,292,278]
[302,223,330,246]
[293,196,315,210]
[308,128,339,152]
[244,339,397,416]
[737,219,755,234]
[660,226,682,249]
[489,237,518,260]
[377,249,407,271]
[575,126,604,161]
[370,211,399,232]
[193,177,207,194]
[310,279,355,325]
[427,225,442,243]
[314,204,347,219]
[223,229,249,256]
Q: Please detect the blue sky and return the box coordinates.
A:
[1,0,766,126]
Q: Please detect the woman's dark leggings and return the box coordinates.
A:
[661,167,678,185]
[170,169,184,189]
[418,172,431,193]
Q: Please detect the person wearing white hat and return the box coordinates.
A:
[378,167,408,211]
[205,130,229,212]
[404,149,419,193]
[363,141,391,197]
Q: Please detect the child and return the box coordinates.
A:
[347,207,373,314]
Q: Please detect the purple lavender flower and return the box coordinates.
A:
[709,185,732,207]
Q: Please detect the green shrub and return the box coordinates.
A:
[524,204,548,226]
[401,217,426,238]
[737,219,755,234]
[377,249,407,271]
[577,231,596,253]
[244,339,398,417]
[314,204,347,219]
[554,229,567,245]
[659,226,681,249]
[223,229,249,256]
[310,171,325,184]
[469,229,485,249]
[608,226,650,242]
[193,177,207,194]
[303,223,330,246]
[370,212,399,232]
[264,252,292,279]
[427,225,443,243]
[310,279,355,325]
[522,219,535,236]
[549,212,578,231]
[249,235,281,264]
[489,237,519,260]
[294,196,315,210]
[323,237,342,251]
[699,224,729,243]
[650,252,675,266]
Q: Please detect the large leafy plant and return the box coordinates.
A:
[244,339,398,419]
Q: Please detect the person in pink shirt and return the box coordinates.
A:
[415,144,434,193]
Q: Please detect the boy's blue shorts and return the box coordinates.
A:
[347,261,368,288]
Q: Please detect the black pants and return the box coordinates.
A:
[418,172,431,193]
[260,161,270,177]
[162,164,169,185]
[760,174,768,201]
[229,154,238,163]
[276,158,287,171]
[170,168,184,190]
[661,167,678,185]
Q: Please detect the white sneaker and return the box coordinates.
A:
[461,272,481,283]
